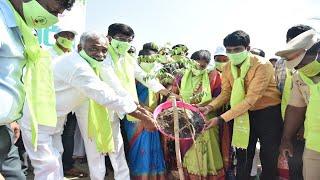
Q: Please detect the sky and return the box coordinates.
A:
[85,0,320,59]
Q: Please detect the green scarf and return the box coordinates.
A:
[299,72,320,152]
[180,69,212,104]
[230,55,251,149]
[7,1,57,150]
[139,62,159,109]
[281,69,293,119]
[79,50,114,153]
[147,88,158,110]
[53,44,64,55]
[108,45,139,121]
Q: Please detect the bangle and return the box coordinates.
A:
[217,116,225,126]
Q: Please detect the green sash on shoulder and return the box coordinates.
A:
[7,0,57,150]
[299,72,320,152]
[108,46,139,121]
[281,69,293,119]
[139,62,160,110]
[180,69,212,104]
[79,51,114,153]
[230,55,251,149]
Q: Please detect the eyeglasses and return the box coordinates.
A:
[113,36,133,43]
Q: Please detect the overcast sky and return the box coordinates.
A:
[85,0,320,58]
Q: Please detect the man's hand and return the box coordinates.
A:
[198,105,213,115]
[137,103,154,117]
[159,89,181,101]
[205,117,219,130]
[279,138,294,160]
[9,121,20,144]
[170,92,181,101]
[129,104,158,132]
[140,114,158,132]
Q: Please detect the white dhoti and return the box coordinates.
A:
[75,102,130,180]
[21,127,64,180]
[73,123,86,157]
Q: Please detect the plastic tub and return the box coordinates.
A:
[153,101,206,140]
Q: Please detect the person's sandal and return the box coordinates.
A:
[64,168,88,178]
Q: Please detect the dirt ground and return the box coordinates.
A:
[26,158,114,180]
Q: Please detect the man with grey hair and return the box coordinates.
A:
[75,27,173,179]
[20,31,157,180]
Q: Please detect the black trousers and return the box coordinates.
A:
[0,125,25,180]
[61,112,77,170]
[288,139,305,180]
[120,117,130,161]
[15,135,28,176]
[236,105,283,180]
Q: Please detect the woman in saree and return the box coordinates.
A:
[123,49,166,179]
[164,50,225,179]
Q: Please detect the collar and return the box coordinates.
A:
[249,52,254,67]
[0,0,18,28]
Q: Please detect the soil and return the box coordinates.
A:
[156,107,205,138]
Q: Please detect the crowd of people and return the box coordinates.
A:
[1,0,320,180]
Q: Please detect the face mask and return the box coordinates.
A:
[128,53,136,57]
[215,62,227,71]
[298,56,320,77]
[158,55,173,64]
[23,0,59,28]
[57,37,73,49]
[157,55,167,63]
[140,62,155,73]
[227,50,248,65]
[110,39,131,55]
[192,69,206,76]
[206,64,215,71]
[79,50,101,68]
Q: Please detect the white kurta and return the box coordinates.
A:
[20,52,137,180]
[48,46,87,161]
[102,54,164,120]
[74,54,165,180]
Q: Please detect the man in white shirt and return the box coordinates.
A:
[20,31,157,180]
[74,24,179,180]
[47,27,88,177]
[103,23,178,179]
